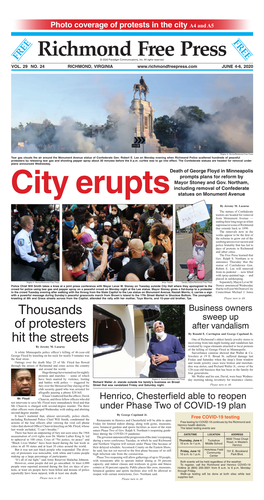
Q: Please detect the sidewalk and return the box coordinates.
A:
[176,231,212,281]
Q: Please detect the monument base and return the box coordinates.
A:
[130,98,157,140]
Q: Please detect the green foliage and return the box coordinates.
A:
[154,114,178,148]
[156,305,185,345]
[74,121,92,137]
[204,213,212,231]
[154,106,211,149]
[102,114,120,140]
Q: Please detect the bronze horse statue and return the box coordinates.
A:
[133,83,149,101]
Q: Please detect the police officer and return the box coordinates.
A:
[14,215,49,281]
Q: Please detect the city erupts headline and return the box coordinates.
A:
[12,169,170,200]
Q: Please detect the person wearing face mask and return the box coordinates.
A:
[44,226,51,246]
[90,216,102,237]
[137,205,162,243]
[106,205,122,234]
[81,214,97,241]
[147,321,185,378]
[76,232,94,274]
[62,210,78,250]
[187,223,207,281]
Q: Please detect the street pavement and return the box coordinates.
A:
[176,232,212,282]
[11,259,59,281]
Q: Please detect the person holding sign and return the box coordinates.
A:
[187,223,207,281]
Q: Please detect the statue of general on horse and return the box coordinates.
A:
[133,76,149,101]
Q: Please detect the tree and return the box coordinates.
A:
[154,115,178,148]
[155,305,185,345]
[102,113,120,140]
[39,120,56,145]
[74,122,92,137]
[204,213,212,232]
[154,106,211,151]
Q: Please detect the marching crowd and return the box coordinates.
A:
[62,204,173,282]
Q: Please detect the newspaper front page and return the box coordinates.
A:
[5,7,262,499]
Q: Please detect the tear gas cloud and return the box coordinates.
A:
[173,96,253,153]
[12,94,253,154]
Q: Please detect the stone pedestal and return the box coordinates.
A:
[130,98,156,140]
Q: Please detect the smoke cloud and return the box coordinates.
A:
[11,94,253,154]
[176,96,253,153]
[56,117,103,153]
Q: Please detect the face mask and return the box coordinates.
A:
[90,222,95,229]
[148,209,155,216]
[111,211,117,216]
[65,219,74,228]
[87,247,93,252]
[156,331,166,341]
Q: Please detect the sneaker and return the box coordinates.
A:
[198,263,203,271]
[187,273,195,281]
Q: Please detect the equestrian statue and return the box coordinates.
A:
[133,76,149,101]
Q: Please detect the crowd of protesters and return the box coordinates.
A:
[11,204,60,281]
[62,204,173,282]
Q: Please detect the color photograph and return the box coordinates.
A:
[12,74,253,153]
[93,304,185,378]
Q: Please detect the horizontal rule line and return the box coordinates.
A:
[11,62,253,65]
[11,31,254,36]
[11,69,253,72]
